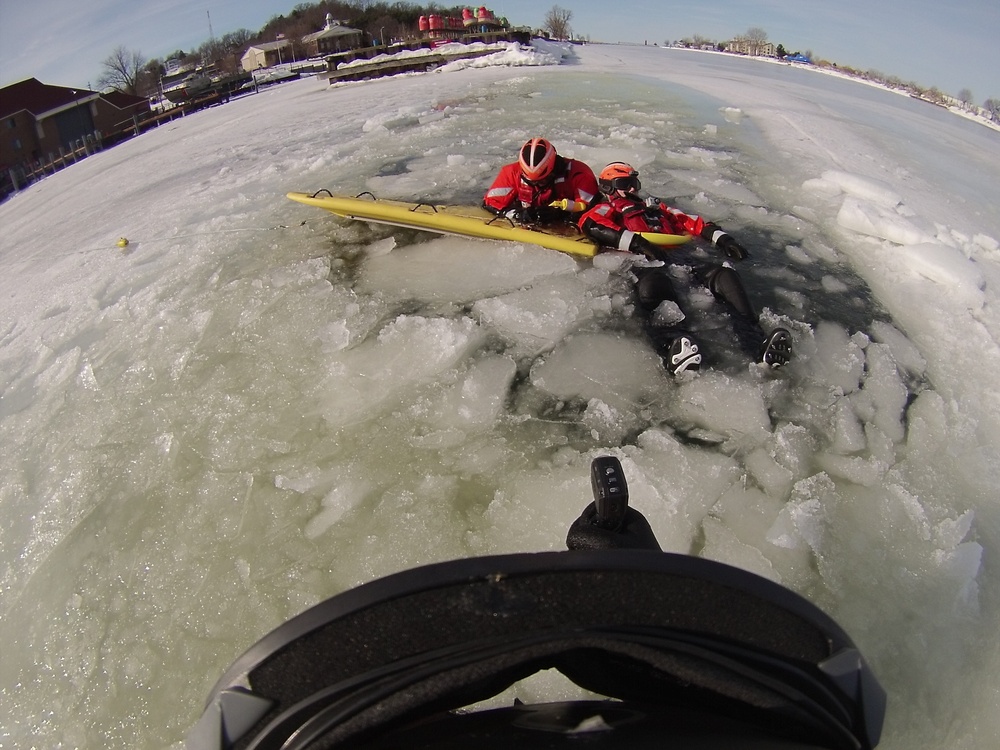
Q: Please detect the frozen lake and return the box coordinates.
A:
[1,42,998,748]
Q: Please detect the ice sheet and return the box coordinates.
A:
[1,41,998,749]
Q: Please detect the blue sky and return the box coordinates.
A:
[1,1,997,101]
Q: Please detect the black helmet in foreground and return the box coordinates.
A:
[187,457,885,750]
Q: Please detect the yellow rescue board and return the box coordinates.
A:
[287,193,690,258]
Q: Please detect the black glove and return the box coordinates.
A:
[630,233,669,263]
[716,234,749,260]
[506,205,553,225]
[566,502,662,551]
[533,205,564,224]
[643,205,663,222]
[503,206,533,224]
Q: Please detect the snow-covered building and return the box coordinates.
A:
[301,14,365,57]
[240,40,294,72]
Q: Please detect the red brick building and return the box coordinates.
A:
[1,78,150,195]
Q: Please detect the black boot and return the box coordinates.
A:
[701,265,755,318]
[760,328,792,368]
[665,335,702,375]
[702,265,779,363]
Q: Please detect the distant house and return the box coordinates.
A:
[726,39,777,57]
[301,15,365,57]
[1,78,149,190]
[241,41,294,72]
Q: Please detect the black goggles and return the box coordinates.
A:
[608,175,641,192]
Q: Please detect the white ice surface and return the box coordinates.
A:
[1,41,999,749]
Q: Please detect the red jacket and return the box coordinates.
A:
[483,157,599,215]
[580,194,710,237]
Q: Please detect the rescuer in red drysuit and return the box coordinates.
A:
[579,161,748,261]
[580,161,792,375]
[483,137,599,224]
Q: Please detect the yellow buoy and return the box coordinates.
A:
[116,237,129,248]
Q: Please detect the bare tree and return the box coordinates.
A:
[199,37,228,66]
[221,29,255,52]
[958,88,974,108]
[98,46,147,95]
[984,98,999,122]
[745,27,768,56]
[544,5,572,40]
[746,26,767,55]
[138,59,166,96]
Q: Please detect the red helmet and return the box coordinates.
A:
[599,162,641,195]
[518,138,557,183]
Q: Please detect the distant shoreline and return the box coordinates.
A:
[611,43,1000,135]
[761,55,1000,134]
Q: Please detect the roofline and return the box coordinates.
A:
[1,90,103,121]
[34,92,102,119]
[244,40,292,52]
[302,27,363,42]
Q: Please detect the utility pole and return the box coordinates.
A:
[207,10,214,40]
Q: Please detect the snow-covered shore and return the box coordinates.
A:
[640,43,1000,133]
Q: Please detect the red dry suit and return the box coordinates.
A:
[483,157,599,216]
[579,194,722,252]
